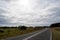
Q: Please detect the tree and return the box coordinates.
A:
[18,26,27,30]
[50,23,60,27]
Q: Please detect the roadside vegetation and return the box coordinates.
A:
[52,27,60,40]
[0,26,44,39]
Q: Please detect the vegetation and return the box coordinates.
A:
[50,23,60,27]
[0,26,43,39]
[18,26,27,30]
[52,28,60,40]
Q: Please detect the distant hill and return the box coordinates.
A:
[50,23,60,27]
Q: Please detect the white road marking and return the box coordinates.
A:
[23,28,48,40]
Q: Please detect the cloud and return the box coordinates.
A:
[0,0,60,26]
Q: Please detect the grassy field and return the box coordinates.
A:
[52,28,60,40]
[0,27,43,40]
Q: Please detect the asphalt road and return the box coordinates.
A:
[3,28,52,40]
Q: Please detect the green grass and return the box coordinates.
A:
[0,27,43,40]
[52,28,60,40]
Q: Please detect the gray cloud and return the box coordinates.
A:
[0,0,60,26]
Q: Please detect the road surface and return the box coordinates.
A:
[2,28,52,40]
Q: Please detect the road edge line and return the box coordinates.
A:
[23,28,48,40]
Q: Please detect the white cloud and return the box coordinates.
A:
[0,0,60,26]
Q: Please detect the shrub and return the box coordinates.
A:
[0,30,4,33]
[18,26,27,30]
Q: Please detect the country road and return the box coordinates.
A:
[2,28,52,40]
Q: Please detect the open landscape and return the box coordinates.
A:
[0,0,60,40]
[0,26,43,40]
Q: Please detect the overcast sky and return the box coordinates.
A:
[0,0,60,26]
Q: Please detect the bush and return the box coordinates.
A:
[18,26,27,30]
[0,30,4,33]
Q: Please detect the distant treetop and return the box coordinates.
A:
[50,23,60,27]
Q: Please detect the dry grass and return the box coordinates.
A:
[52,27,60,40]
[0,27,43,40]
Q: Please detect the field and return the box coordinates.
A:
[0,27,43,39]
[52,27,60,40]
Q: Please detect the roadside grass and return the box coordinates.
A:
[0,27,43,40]
[52,28,60,40]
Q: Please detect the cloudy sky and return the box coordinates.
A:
[0,0,60,26]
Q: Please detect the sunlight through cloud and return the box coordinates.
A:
[0,0,60,26]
